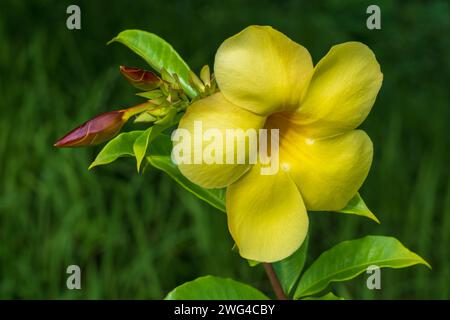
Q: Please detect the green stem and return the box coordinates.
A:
[122,102,155,120]
[263,263,287,300]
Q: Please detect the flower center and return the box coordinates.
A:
[264,112,311,172]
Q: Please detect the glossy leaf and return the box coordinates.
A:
[110,30,198,98]
[302,292,344,300]
[294,235,430,299]
[337,193,380,223]
[89,131,143,169]
[90,131,226,210]
[133,124,166,172]
[273,234,309,296]
[165,276,269,300]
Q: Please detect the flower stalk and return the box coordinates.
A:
[263,263,287,300]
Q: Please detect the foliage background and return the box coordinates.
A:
[0,0,449,299]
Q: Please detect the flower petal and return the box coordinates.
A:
[215,25,313,116]
[175,92,265,189]
[294,42,383,138]
[226,164,309,262]
[285,129,373,211]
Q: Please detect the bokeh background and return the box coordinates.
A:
[0,0,449,299]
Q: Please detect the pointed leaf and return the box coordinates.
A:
[89,131,143,169]
[337,193,380,223]
[133,124,166,172]
[165,276,269,300]
[110,30,198,98]
[294,235,430,299]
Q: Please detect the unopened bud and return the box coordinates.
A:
[120,66,161,91]
[189,71,205,93]
[54,110,127,147]
[54,102,152,147]
[200,65,211,87]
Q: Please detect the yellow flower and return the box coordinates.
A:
[175,26,383,262]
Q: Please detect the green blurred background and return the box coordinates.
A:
[0,0,449,299]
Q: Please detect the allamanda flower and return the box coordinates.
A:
[175,26,383,262]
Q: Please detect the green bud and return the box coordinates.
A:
[137,90,164,100]
[189,70,205,93]
[134,112,157,124]
[200,65,211,87]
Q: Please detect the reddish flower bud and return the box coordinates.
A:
[54,102,153,148]
[120,66,161,91]
[54,110,127,147]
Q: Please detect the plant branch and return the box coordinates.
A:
[263,263,287,300]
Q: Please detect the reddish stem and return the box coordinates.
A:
[263,263,287,300]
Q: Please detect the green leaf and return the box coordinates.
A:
[89,131,226,213]
[109,30,198,98]
[337,192,380,223]
[302,292,344,300]
[273,234,309,296]
[89,131,143,169]
[294,235,430,299]
[133,124,166,172]
[146,135,226,212]
[165,276,269,300]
